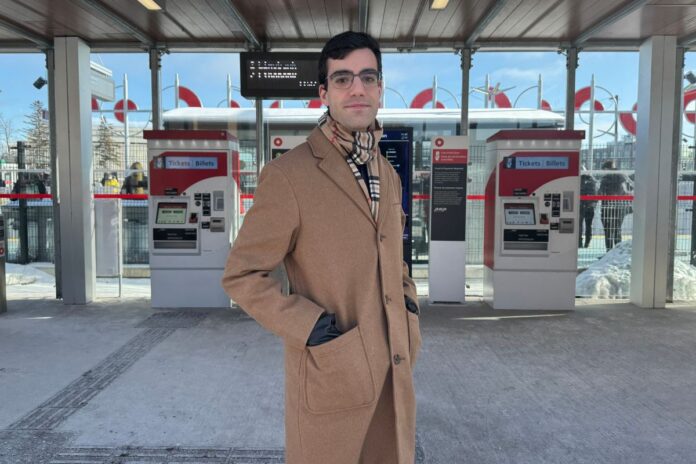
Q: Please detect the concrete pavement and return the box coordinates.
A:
[2,297,696,463]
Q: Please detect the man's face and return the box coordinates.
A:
[319,48,382,132]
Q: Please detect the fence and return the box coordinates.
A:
[2,140,695,299]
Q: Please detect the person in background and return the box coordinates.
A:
[100,171,120,192]
[598,159,633,251]
[12,172,46,195]
[121,162,148,194]
[578,168,597,248]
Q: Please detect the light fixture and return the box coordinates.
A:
[33,77,47,89]
[430,0,449,10]
[685,71,696,85]
[137,0,162,11]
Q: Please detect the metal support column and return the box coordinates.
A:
[631,36,680,308]
[565,47,579,131]
[588,74,596,169]
[16,141,28,265]
[46,48,61,299]
[149,48,162,130]
[123,74,130,169]
[54,36,96,305]
[255,98,265,176]
[460,48,472,136]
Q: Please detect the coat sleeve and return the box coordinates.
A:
[395,171,419,311]
[222,163,325,350]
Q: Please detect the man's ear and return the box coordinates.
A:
[319,84,328,106]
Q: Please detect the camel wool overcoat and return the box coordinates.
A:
[222,127,421,464]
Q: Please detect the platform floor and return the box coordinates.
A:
[1,297,696,463]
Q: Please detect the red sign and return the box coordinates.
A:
[433,149,468,165]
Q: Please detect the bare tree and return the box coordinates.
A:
[0,113,15,161]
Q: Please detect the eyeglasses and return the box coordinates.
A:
[327,70,381,89]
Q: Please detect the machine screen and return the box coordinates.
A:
[504,203,536,225]
[156,202,187,224]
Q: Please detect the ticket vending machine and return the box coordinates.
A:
[483,130,584,310]
[144,130,239,308]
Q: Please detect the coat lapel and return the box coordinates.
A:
[308,128,376,228]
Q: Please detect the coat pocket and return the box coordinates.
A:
[407,311,422,367]
[303,325,376,414]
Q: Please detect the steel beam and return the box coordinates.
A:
[0,38,659,53]
[222,1,262,50]
[574,0,650,45]
[465,0,507,47]
[76,0,153,47]
[358,0,369,34]
[0,16,51,48]
[679,30,696,46]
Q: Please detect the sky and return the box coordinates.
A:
[1,50,696,143]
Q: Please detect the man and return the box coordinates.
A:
[598,159,633,251]
[222,31,421,464]
[578,169,597,248]
[120,161,148,194]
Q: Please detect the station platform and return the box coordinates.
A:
[1,297,696,463]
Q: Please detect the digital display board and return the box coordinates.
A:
[504,203,536,225]
[240,52,320,99]
[379,128,413,274]
[156,202,187,225]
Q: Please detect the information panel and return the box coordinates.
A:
[379,128,413,274]
[240,52,320,99]
[431,136,468,241]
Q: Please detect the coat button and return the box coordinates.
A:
[393,354,402,365]
[379,234,386,242]
[385,295,391,304]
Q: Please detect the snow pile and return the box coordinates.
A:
[576,240,696,300]
[576,241,632,298]
[5,263,55,286]
[673,258,696,300]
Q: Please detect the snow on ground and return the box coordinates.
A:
[5,263,55,286]
[5,263,150,300]
[576,240,696,300]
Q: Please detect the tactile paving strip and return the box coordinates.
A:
[136,310,211,329]
[49,447,283,463]
[8,328,175,431]
[49,444,425,463]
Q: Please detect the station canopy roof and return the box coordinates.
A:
[0,0,695,53]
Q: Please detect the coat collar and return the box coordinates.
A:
[307,127,379,228]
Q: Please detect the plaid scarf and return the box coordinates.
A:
[318,111,382,220]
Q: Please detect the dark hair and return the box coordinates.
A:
[318,31,382,86]
[602,160,615,170]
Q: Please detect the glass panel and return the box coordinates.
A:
[674,52,696,301]
[574,52,638,299]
